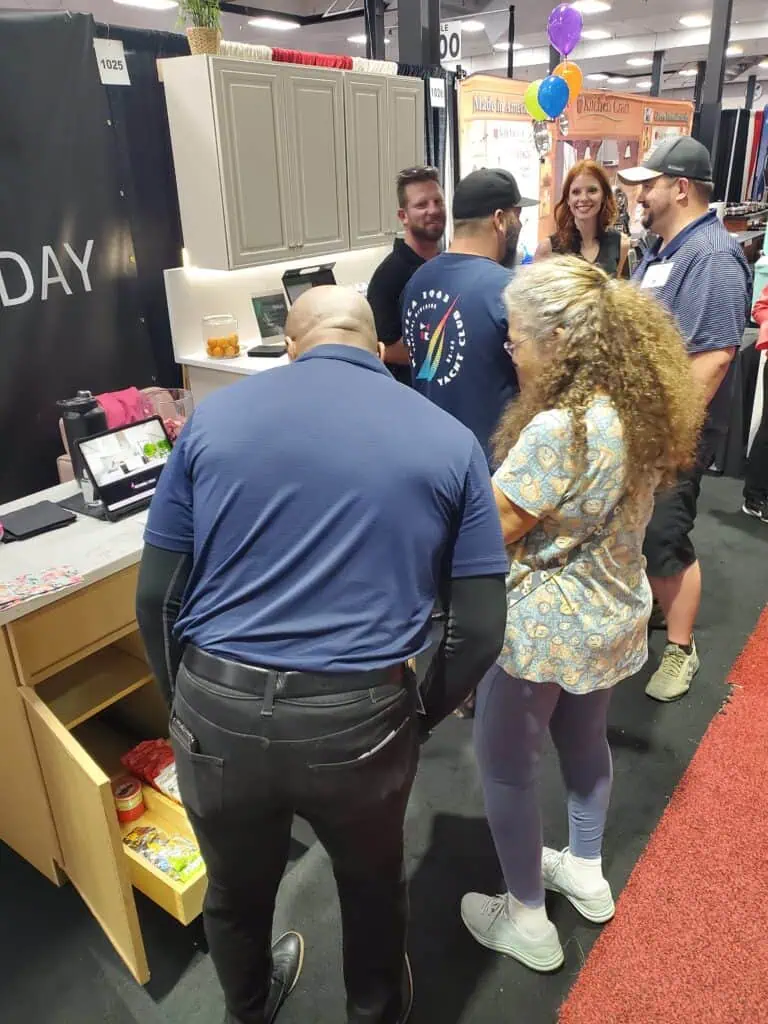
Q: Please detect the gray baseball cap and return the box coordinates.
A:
[618,135,713,185]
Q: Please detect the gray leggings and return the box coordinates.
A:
[474,664,613,907]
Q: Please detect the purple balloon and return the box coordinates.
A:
[547,3,583,57]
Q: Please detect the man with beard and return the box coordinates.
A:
[366,166,447,385]
[619,136,750,702]
[402,168,537,464]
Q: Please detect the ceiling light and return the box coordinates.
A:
[760,60,768,69]
[679,14,710,28]
[607,76,629,84]
[347,34,391,46]
[461,20,485,33]
[627,56,653,67]
[586,72,609,81]
[493,41,523,51]
[249,16,300,30]
[679,67,699,77]
[582,29,611,40]
[571,1,612,13]
[726,45,743,56]
[636,80,652,90]
[113,0,177,8]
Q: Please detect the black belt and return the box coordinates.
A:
[182,645,406,700]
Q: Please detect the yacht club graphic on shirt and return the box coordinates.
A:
[400,252,519,464]
[404,290,465,385]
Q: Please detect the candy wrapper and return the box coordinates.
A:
[0,567,83,611]
[120,739,181,803]
[123,825,203,883]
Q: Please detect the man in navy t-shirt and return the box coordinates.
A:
[402,168,538,464]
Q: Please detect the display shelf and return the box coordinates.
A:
[74,715,207,926]
[36,647,153,730]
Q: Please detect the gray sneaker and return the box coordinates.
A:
[645,638,700,702]
[460,892,564,972]
[541,847,615,923]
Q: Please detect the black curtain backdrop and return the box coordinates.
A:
[727,109,750,203]
[712,109,737,202]
[397,64,458,189]
[94,24,187,388]
[0,12,157,502]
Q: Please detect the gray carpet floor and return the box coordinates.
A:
[1,474,766,1024]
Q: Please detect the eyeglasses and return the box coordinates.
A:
[398,165,439,182]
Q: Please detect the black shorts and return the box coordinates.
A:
[643,433,718,579]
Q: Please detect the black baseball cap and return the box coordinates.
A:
[618,135,713,185]
[453,168,538,220]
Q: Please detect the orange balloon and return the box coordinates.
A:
[554,61,583,101]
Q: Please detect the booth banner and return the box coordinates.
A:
[458,78,549,258]
[0,12,156,503]
[458,75,694,245]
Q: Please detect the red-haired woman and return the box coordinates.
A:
[536,159,630,277]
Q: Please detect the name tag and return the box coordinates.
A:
[640,261,674,289]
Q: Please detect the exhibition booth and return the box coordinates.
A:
[458,74,694,256]
[0,9,457,988]
[0,5,765,995]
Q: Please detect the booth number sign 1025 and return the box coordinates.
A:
[93,39,131,86]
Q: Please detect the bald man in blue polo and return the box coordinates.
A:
[136,286,508,1024]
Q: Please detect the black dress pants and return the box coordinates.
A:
[744,360,768,505]
[170,656,419,1024]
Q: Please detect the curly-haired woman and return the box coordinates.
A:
[536,160,630,277]
[460,257,703,971]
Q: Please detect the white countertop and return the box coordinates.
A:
[178,349,289,375]
[0,483,146,625]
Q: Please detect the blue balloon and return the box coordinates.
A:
[537,74,570,119]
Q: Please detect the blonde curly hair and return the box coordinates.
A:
[493,256,704,501]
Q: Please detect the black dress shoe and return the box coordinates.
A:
[264,931,304,1024]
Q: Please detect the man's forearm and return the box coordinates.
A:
[136,542,191,707]
[419,575,507,731]
[690,348,736,404]
[383,339,411,366]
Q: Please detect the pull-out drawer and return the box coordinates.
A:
[121,785,206,926]
[21,639,206,984]
[8,565,139,685]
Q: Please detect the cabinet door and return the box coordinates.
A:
[0,632,61,883]
[212,62,296,269]
[21,687,149,984]
[386,79,427,233]
[284,69,349,257]
[344,75,391,250]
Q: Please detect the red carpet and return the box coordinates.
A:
[559,608,768,1024]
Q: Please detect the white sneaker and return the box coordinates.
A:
[541,847,615,923]
[460,892,564,972]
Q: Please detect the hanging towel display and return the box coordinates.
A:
[751,105,768,201]
[271,47,353,69]
[742,112,757,202]
[219,41,273,61]
[747,109,764,197]
[351,57,399,75]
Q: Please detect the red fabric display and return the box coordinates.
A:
[271,47,353,70]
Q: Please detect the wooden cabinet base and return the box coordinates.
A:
[2,563,206,985]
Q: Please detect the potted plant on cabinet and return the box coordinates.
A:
[179,0,221,55]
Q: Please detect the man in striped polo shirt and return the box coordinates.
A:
[620,137,750,702]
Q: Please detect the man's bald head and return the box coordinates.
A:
[285,286,379,358]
